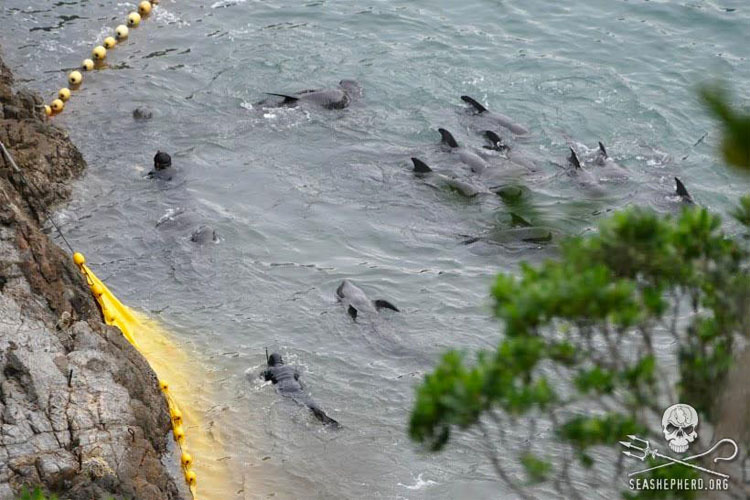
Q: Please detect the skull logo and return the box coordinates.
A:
[662,403,698,453]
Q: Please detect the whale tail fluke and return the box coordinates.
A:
[411,157,433,174]
[675,177,693,203]
[347,305,358,321]
[568,148,582,169]
[598,141,608,158]
[461,95,487,113]
[266,93,299,105]
[438,128,459,148]
[310,405,341,428]
[374,299,399,312]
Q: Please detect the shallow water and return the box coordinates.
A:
[2,0,749,498]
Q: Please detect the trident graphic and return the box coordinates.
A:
[620,435,738,479]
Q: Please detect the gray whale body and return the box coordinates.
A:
[336,280,398,320]
[265,79,362,110]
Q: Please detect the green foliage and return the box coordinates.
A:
[17,487,58,500]
[409,206,750,498]
[700,85,750,169]
[520,453,552,484]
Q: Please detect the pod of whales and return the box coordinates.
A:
[336,280,399,320]
[264,79,362,110]
[262,353,340,428]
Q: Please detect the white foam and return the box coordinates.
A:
[398,473,437,491]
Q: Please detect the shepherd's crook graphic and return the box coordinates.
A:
[620,435,737,479]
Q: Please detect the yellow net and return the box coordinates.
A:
[74,253,230,499]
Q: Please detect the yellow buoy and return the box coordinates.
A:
[127,12,141,27]
[104,310,116,323]
[171,408,183,425]
[91,283,104,297]
[68,70,83,85]
[103,36,117,49]
[50,99,64,113]
[58,88,71,102]
[138,0,152,16]
[159,380,169,391]
[173,425,185,443]
[44,105,52,116]
[115,24,129,40]
[181,452,193,468]
[185,470,197,487]
[82,59,94,71]
[92,45,107,60]
[73,253,86,266]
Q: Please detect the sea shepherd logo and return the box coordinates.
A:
[621,403,738,493]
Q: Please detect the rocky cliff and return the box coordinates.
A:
[0,53,181,500]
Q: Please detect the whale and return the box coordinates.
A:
[190,225,218,244]
[264,80,362,110]
[674,177,694,204]
[483,130,535,171]
[411,158,485,197]
[261,353,339,427]
[463,212,555,246]
[336,280,399,321]
[566,147,605,192]
[461,95,530,136]
[438,128,490,174]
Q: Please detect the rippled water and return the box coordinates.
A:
[2,0,749,498]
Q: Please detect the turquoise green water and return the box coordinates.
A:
[2,0,749,498]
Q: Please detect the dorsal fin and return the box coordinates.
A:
[483,130,507,151]
[510,212,532,227]
[438,128,459,148]
[675,177,693,202]
[598,141,608,158]
[374,299,399,312]
[460,95,487,113]
[411,157,433,174]
[266,93,299,104]
[568,148,582,169]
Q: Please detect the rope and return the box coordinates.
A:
[0,140,75,254]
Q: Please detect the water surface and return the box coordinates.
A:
[2,0,749,498]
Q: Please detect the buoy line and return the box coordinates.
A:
[45,0,159,117]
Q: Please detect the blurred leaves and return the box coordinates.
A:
[700,85,750,169]
[17,488,58,500]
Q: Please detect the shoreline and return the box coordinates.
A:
[0,51,182,499]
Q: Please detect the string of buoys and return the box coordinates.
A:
[44,0,159,117]
[72,252,199,499]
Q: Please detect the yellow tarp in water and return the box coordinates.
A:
[76,256,231,499]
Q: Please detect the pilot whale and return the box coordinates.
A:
[461,95,530,136]
[411,157,485,198]
[264,80,362,110]
[438,128,489,174]
[336,280,399,321]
